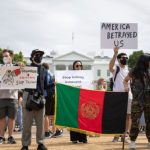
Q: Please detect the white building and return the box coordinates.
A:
[53,51,93,71]
[92,55,111,81]
[24,51,112,81]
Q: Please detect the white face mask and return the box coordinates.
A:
[3,57,10,64]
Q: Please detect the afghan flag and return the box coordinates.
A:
[55,83,128,134]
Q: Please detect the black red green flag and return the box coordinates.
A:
[55,83,128,134]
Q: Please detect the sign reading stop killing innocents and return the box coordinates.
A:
[55,70,94,89]
[0,66,37,89]
[101,23,138,49]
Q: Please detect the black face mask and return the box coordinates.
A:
[120,58,128,65]
[33,55,42,63]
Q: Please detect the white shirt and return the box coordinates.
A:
[113,65,132,100]
[113,65,128,92]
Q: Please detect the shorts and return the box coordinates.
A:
[0,99,17,119]
[45,95,55,116]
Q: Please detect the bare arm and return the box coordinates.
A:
[123,74,132,92]
[109,47,119,73]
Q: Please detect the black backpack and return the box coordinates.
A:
[109,66,120,91]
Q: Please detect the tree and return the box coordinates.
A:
[13,51,24,63]
[128,50,144,68]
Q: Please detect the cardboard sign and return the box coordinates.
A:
[55,70,94,89]
[0,66,37,89]
[101,23,138,49]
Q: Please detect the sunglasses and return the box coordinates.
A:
[75,65,82,68]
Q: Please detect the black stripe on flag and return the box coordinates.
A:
[102,92,128,134]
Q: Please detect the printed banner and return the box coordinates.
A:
[0,66,37,89]
[101,22,138,49]
[55,70,94,89]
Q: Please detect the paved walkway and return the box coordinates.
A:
[0,127,149,150]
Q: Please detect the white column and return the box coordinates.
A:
[66,65,69,70]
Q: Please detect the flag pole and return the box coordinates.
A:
[122,134,125,150]
[72,32,74,50]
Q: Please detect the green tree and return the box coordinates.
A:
[13,51,24,63]
[128,50,144,68]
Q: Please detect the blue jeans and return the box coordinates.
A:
[15,106,23,129]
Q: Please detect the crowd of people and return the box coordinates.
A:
[0,47,150,150]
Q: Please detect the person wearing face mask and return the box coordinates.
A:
[109,47,132,143]
[124,54,150,149]
[21,49,48,150]
[0,49,18,144]
[70,60,88,144]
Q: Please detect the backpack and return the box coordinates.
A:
[46,72,55,96]
[109,66,120,91]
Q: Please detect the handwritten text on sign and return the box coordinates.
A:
[0,66,37,89]
[101,23,138,49]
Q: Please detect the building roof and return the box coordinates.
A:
[53,51,93,61]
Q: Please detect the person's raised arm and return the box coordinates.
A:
[109,47,119,73]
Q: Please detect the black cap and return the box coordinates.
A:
[30,49,44,61]
[31,49,44,57]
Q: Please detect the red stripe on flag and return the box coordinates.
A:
[78,89,105,133]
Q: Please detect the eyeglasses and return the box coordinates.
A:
[75,65,82,68]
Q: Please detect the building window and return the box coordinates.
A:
[56,65,66,70]
[97,70,101,76]
[68,65,73,70]
[84,65,91,70]
[107,70,111,76]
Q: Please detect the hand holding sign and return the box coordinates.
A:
[114,47,119,55]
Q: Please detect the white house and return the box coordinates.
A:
[53,51,93,71]
[24,51,112,81]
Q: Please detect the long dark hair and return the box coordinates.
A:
[73,60,83,70]
[132,54,150,86]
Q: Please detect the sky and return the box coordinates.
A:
[0,0,150,57]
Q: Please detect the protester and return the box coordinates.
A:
[52,128,63,138]
[70,60,88,144]
[109,47,132,143]
[0,49,18,144]
[21,49,48,150]
[14,62,24,132]
[90,77,107,137]
[96,78,107,91]
[124,54,150,149]
[139,113,145,134]
[42,63,55,138]
[14,90,23,132]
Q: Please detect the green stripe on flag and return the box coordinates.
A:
[56,83,80,128]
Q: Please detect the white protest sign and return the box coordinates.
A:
[55,70,94,89]
[101,23,138,49]
[0,66,37,89]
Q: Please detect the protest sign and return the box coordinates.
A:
[0,66,37,89]
[55,70,94,89]
[101,23,138,49]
